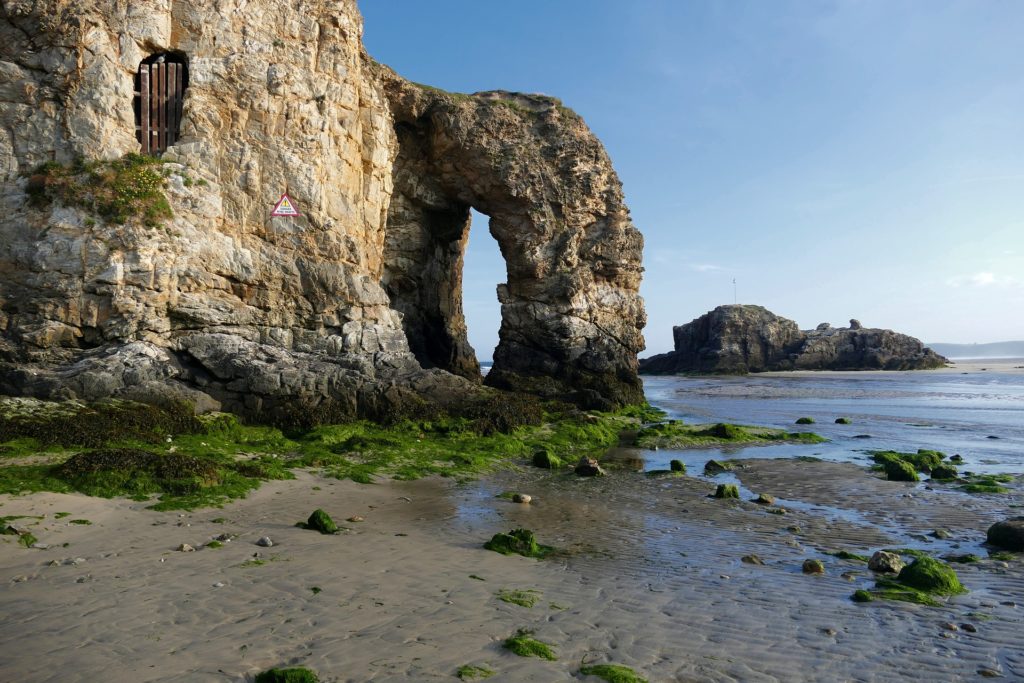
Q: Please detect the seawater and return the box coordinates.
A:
[638,362,1024,477]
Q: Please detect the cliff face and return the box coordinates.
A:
[640,305,947,374]
[0,0,645,417]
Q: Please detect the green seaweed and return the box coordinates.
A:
[883,459,919,482]
[532,448,562,469]
[829,550,870,562]
[636,420,824,450]
[870,449,945,474]
[254,668,318,683]
[930,464,958,480]
[579,663,648,683]
[496,589,540,608]
[17,532,38,548]
[851,589,874,602]
[484,529,553,559]
[894,557,966,596]
[503,629,556,660]
[54,512,71,519]
[456,665,495,680]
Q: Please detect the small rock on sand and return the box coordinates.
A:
[802,559,825,574]
[986,517,1024,551]
[942,622,958,631]
[868,550,904,574]
[347,516,365,523]
[256,537,273,547]
[741,555,765,565]
[961,623,977,633]
[177,543,195,552]
[574,456,606,477]
[753,493,775,505]
[512,494,532,504]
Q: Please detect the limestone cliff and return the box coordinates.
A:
[0,0,645,418]
[640,305,946,374]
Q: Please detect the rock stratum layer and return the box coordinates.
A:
[0,0,645,419]
[640,305,946,374]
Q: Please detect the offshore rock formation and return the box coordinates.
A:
[0,0,644,418]
[640,305,946,374]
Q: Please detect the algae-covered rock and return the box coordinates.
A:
[670,459,685,473]
[986,517,1024,551]
[884,460,919,482]
[511,493,532,504]
[704,459,731,474]
[304,509,338,535]
[896,557,966,595]
[753,493,775,505]
[254,668,318,683]
[532,449,562,469]
[930,464,958,480]
[868,550,905,574]
[851,589,874,602]
[795,417,815,425]
[802,559,825,574]
[713,484,739,499]
[835,417,852,425]
[700,423,748,440]
[484,528,552,558]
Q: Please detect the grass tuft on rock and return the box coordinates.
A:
[578,663,648,683]
[484,529,553,559]
[503,629,556,660]
[254,668,318,683]
[26,154,174,227]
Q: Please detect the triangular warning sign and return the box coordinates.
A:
[271,193,301,217]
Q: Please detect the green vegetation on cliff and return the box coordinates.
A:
[26,154,176,227]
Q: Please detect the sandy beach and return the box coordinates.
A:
[2,450,1021,682]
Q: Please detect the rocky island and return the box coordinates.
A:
[640,304,947,374]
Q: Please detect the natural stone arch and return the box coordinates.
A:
[377,69,646,409]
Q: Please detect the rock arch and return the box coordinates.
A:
[378,71,646,409]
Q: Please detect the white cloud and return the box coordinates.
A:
[946,271,1020,288]
[690,263,723,272]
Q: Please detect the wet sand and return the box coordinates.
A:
[2,457,1021,682]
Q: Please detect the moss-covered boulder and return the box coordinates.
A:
[795,417,815,425]
[304,509,338,534]
[713,483,739,499]
[835,417,852,425]
[669,459,685,473]
[484,528,552,558]
[532,448,562,469]
[254,668,318,683]
[896,557,966,595]
[884,459,919,482]
[930,464,958,480]
[986,517,1024,551]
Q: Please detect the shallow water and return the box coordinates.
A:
[641,362,1024,476]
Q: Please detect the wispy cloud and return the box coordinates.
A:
[946,271,1020,288]
[690,263,723,272]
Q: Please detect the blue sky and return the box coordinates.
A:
[362,1,1024,358]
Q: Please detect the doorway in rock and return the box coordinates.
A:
[463,209,505,376]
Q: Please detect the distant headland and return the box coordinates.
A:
[639,304,947,375]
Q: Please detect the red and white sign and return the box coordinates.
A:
[271,193,301,217]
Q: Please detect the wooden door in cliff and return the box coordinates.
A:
[135,55,187,155]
